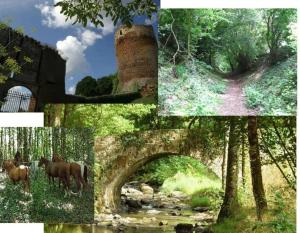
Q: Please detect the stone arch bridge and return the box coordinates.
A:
[95,129,223,212]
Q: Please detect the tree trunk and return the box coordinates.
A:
[218,118,240,222]
[241,125,246,189]
[248,116,268,221]
[222,127,229,189]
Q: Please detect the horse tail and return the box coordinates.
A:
[84,165,88,184]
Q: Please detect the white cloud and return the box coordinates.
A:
[36,0,115,36]
[80,29,102,47]
[56,36,89,75]
[101,16,115,36]
[35,0,75,28]
[57,29,102,75]
[67,85,76,94]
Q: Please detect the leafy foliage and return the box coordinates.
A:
[75,73,118,97]
[0,21,33,84]
[55,0,157,27]
[0,169,94,223]
[244,55,296,115]
[159,59,227,115]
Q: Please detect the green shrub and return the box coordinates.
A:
[190,196,211,208]
[96,75,114,95]
[255,191,296,233]
[244,55,296,115]
[158,57,228,115]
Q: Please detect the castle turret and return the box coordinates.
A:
[115,25,157,95]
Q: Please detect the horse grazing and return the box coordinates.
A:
[52,155,88,196]
[2,160,30,192]
[38,157,71,197]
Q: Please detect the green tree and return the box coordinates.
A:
[55,0,157,27]
[75,76,98,97]
[96,73,117,95]
[218,118,241,222]
[264,9,297,63]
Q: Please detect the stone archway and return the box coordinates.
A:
[0,27,66,111]
[0,85,36,112]
[95,129,223,212]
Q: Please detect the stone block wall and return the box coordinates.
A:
[0,26,66,110]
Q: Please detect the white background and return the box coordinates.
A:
[0,113,44,127]
[0,223,43,233]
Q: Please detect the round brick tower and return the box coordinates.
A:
[115,25,157,95]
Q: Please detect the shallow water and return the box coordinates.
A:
[96,207,208,233]
[45,207,210,233]
[95,226,174,233]
[45,224,93,233]
[45,224,174,233]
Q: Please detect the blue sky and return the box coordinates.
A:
[0,0,159,94]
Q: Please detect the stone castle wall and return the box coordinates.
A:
[0,27,66,110]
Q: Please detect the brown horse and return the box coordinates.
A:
[52,154,87,196]
[2,160,30,192]
[38,157,71,197]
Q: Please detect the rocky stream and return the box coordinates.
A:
[95,182,215,233]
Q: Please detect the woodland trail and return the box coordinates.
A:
[217,66,267,116]
[218,78,257,116]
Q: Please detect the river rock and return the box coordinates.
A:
[169,191,189,200]
[191,212,214,222]
[146,209,161,214]
[113,214,122,219]
[119,217,137,225]
[170,210,181,216]
[174,223,194,233]
[159,220,168,226]
[122,187,144,197]
[141,199,152,205]
[125,199,142,209]
[142,216,157,223]
[193,207,210,212]
[140,183,154,195]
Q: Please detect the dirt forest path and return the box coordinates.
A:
[218,78,258,116]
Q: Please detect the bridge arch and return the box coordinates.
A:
[95,129,223,212]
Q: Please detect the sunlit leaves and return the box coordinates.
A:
[55,0,157,28]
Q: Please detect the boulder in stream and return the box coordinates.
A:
[125,199,142,209]
[159,220,168,226]
[170,210,181,216]
[174,223,194,233]
[140,183,154,195]
[193,207,210,212]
